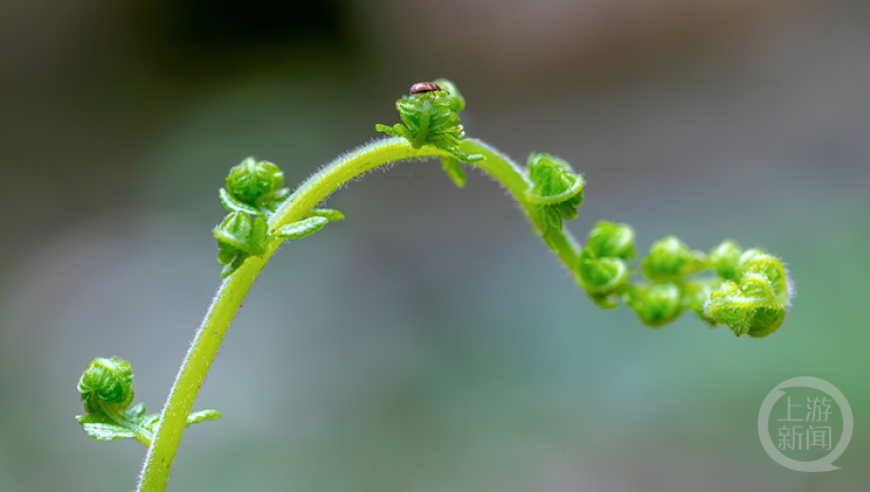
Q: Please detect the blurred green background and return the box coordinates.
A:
[1,0,868,490]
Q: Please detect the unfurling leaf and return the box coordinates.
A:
[274,217,329,241]
[81,422,137,441]
[441,157,467,188]
[220,187,263,216]
[214,212,268,256]
[76,357,150,445]
[187,410,222,426]
[307,208,345,221]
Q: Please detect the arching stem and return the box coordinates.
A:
[136,137,582,492]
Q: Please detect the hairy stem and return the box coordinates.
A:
[136,137,582,491]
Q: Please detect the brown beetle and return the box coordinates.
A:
[409,82,446,95]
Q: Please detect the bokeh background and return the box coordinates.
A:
[1,0,868,490]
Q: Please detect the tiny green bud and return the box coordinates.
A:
[576,248,629,296]
[586,221,636,260]
[641,236,706,282]
[709,240,743,281]
[78,357,134,415]
[525,153,584,207]
[226,157,285,205]
[214,211,268,256]
[628,283,685,327]
[213,211,270,277]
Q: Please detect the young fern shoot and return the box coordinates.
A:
[75,79,793,492]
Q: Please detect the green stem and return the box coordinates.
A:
[136,137,582,491]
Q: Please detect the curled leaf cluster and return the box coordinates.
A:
[625,236,709,326]
[498,148,790,335]
[214,158,346,277]
[524,153,585,237]
[704,247,791,337]
[214,157,287,277]
[490,143,792,336]
[215,211,269,277]
[76,357,219,446]
[376,78,484,163]
[569,226,790,335]
[78,357,134,416]
[641,236,706,281]
[576,221,635,309]
[224,157,290,214]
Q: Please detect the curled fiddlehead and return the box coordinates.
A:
[704,246,792,337]
[76,357,219,446]
[641,236,707,282]
[376,78,484,164]
[594,235,791,336]
[575,221,634,309]
[524,153,585,235]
